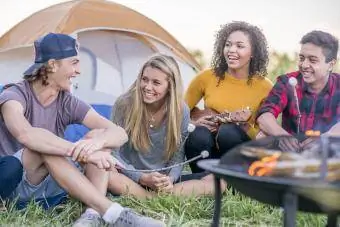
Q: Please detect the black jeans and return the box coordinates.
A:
[0,156,23,199]
[176,172,210,182]
[185,124,251,173]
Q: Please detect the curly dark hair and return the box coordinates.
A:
[211,21,269,84]
[23,63,52,86]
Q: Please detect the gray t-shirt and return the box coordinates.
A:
[0,80,91,156]
[112,99,190,183]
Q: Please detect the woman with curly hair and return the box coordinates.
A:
[185,21,273,173]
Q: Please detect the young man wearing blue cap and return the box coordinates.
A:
[0,81,23,206]
[0,33,164,227]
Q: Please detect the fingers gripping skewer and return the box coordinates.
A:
[122,150,209,173]
[119,123,210,173]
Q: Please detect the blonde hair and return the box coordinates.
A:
[113,54,184,161]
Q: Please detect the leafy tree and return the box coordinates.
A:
[188,49,207,69]
[335,61,340,72]
[268,51,297,81]
[187,49,339,80]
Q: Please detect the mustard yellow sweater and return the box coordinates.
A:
[185,68,273,139]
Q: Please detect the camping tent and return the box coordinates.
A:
[0,0,199,141]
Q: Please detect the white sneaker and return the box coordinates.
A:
[73,212,104,227]
[111,208,165,227]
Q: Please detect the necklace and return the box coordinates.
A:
[149,114,156,129]
[147,105,167,129]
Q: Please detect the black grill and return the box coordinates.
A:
[198,136,340,227]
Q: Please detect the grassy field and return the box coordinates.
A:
[0,189,327,227]
[1,60,337,227]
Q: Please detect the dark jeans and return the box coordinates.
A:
[185,124,251,173]
[0,156,23,199]
[0,156,67,209]
[15,192,68,210]
[176,171,210,182]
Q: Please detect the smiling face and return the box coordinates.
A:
[140,66,169,106]
[298,43,334,85]
[48,55,80,92]
[223,30,252,72]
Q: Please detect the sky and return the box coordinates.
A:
[0,0,339,61]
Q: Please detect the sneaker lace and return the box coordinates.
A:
[81,213,100,221]
[118,209,142,225]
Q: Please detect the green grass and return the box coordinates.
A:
[0,189,327,226]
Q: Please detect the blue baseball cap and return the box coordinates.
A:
[23,33,79,76]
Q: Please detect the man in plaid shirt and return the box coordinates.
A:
[257,30,339,149]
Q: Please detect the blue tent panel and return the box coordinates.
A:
[64,104,113,142]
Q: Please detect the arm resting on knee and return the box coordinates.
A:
[1,100,73,156]
[82,109,128,149]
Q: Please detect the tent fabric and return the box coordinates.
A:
[64,104,112,142]
[0,0,199,70]
[0,0,200,142]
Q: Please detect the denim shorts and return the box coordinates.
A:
[11,149,81,209]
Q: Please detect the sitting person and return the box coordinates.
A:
[0,33,164,227]
[257,30,339,149]
[185,21,273,173]
[107,54,225,198]
[0,84,23,203]
[0,156,23,202]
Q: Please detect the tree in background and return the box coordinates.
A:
[268,52,340,80]
[268,51,297,81]
[188,49,207,69]
[189,49,339,80]
[335,60,340,72]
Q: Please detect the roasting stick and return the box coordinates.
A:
[119,123,210,173]
[122,150,210,173]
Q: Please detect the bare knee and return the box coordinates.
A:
[41,154,76,173]
[108,172,153,198]
[24,150,71,174]
[84,163,111,175]
[22,148,46,172]
[108,172,129,194]
[22,148,49,185]
[41,153,65,165]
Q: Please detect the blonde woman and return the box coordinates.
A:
[108,54,224,198]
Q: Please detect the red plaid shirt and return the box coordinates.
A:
[257,71,340,136]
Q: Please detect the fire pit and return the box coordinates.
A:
[198,135,340,227]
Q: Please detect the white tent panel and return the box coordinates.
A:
[0,47,32,84]
[0,30,198,107]
[147,38,197,91]
[77,31,123,95]
[95,59,123,96]
[71,46,117,105]
[114,34,154,90]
